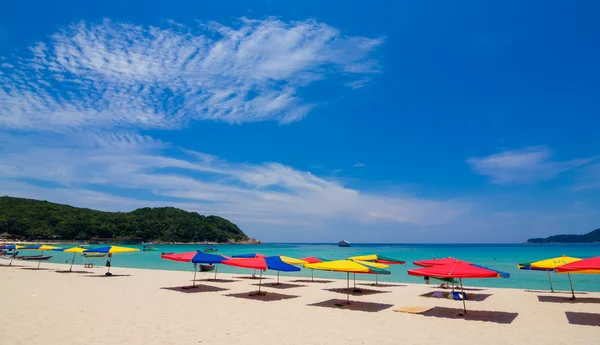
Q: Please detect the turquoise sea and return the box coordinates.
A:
[26,243,600,292]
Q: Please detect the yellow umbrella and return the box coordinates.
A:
[61,247,87,272]
[305,260,391,304]
[84,246,139,276]
[518,255,581,292]
[5,245,25,266]
[279,256,308,265]
[21,245,62,269]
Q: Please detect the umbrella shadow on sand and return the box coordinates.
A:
[420,291,492,302]
[291,279,333,284]
[21,267,52,271]
[235,276,271,280]
[422,307,518,324]
[537,295,600,304]
[252,282,307,289]
[309,299,393,312]
[194,278,239,283]
[226,291,299,302]
[358,283,406,288]
[565,312,600,327]
[161,285,228,294]
[55,270,92,274]
[326,287,391,296]
[525,289,588,294]
[84,274,132,278]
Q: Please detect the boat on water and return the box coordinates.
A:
[338,240,351,247]
[203,245,218,253]
[142,244,157,252]
[200,264,215,272]
[161,252,174,255]
[83,253,107,258]
[18,255,52,261]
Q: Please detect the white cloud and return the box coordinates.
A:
[467,146,597,184]
[346,78,372,89]
[0,18,382,131]
[0,132,468,228]
[353,162,366,168]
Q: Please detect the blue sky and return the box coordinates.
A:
[1,1,599,242]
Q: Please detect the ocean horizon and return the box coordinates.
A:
[14,242,600,292]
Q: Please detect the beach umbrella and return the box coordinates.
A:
[57,247,88,272]
[3,245,25,266]
[518,255,581,292]
[408,262,509,314]
[556,256,600,299]
[299,256,329,281]
[161,252,229,286]
[222,256,300,293]
[304,260,391,304]
[349,254,405,285]
[413,257,469,267]
[21,245,62,269]
[83,246,139,276]
[233,253,265,258]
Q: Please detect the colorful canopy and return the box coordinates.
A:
[556,256,600,274]
[84,246,139,254]
[518,255,581,271]
[55,247,87,272]
[304,260,390,275]
[301,256,328,263]
[22,244,61,269]
[349,254,405,265]
[2,245,25,250]
[161,252,228,264]
[222,256,300,292]
[232,253,265,258]
[413,257,469,267]
[279,256,308,265]
[408,262,508,279]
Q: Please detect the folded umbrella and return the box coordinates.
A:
[222,256,300,294]
[518,255,581,292]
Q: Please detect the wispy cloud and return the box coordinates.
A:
[353,162,366,168]
[0,18,382,131]
[467,146,597,184]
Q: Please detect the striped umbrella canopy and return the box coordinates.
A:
[408,262,509,314]
[161,251,230,286]
[349,254,405,285]
[84,246,139,276]
[518,255,581,292]
[556,256,600,299]
[22,245,62,269]
[222,256,300,293]
[304,260,391,304]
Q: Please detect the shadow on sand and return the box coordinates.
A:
[21,267,52,271]
[358,283,407,288]
[55,270,92,274]
[194,278,239,283]
[537,295,600,304]
[326,287,391,296]
[420,291,492,302]
[226,291,299,302]
[565,312,600,327]
[252,282,307,289]
[291,279,333,284]
[422,307,518,324]
[84,274,132,278]
[235,276,270,280]
[161,285,228,293]
[309,299,393,312]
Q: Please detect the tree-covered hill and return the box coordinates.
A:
[526,228,600,243]
[0,196,252,243]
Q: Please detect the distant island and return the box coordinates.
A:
[526,228,600,244]
[0,196,258,244]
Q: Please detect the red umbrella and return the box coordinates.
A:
[222,256,300,294]
[556,256,600,299]
[408,262,509,314]
[301,256,328,281]
[413,257,469,267]
[161,252,229,287]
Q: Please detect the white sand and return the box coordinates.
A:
[2,261,599,345]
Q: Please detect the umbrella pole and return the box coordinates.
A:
[193,264,197,287]
[311,269,314,281]
[38,250,43,269]
[375,274,378,285]
[460,278,467,315]
[214,264,219,280]
[107,255,112,275]
[547,270,554,292]
[568,273,575,300]
[70,252,75,272]
[258,270,263,294]
[277,271,280,285]
[353,273,356,289]
[346,272,350,304]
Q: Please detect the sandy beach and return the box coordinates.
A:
[2,261,599,345]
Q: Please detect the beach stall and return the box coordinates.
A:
[349,254,405,285]
[222,256,300,294]
[304,260,391,304]
[518,255,581,292]
[408,262,509,314]
[161,251,229,287]
[556,256,600,299]
[83,246,139,276]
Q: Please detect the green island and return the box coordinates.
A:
[0,196,256,243]
[526,228,600,244]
